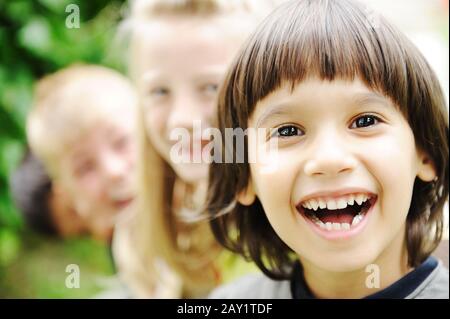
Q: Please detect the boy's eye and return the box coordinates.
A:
[350,114,381,129]
[75,161,95,177]
[273,125,304,138]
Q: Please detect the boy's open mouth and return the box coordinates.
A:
[296,193,377,231]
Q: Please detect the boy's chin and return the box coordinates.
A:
[300,248,380,273]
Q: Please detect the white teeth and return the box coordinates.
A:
[301,193,374,232]
[351,213,363,226]
[355,194,369,205]
[318,199,327,209]
[301,193,373,212]
[312,218,362,231]
[347,195,355,205]
[310,199,319,211]
[326,200,337,210]
[355,194,363,205]
[337,198,348,209]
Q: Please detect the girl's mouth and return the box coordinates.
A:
[296,193,377,238]
[175,139,211,162]
[113,197,134,210]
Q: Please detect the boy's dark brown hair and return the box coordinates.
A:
[206,0,449,279]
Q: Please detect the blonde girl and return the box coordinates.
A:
[113,0,279,298]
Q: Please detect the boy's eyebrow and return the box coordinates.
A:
[255,91,392,127]
[351,92,392,109]
[254,102,294,128]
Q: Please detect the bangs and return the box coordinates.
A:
[229,0,436,119]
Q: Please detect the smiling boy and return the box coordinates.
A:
[207,0,449,299]
[27,64,137,242]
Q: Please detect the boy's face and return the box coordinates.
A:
[244,77,436,272]
[134,18,240,184]
[59,119,136,242]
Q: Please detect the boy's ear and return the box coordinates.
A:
[237,179,256,206]
[417,151,437,182]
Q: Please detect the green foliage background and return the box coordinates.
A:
[0,0,127,297]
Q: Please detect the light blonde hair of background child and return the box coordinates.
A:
[26,64,137,179]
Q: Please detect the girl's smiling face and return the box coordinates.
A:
[243,77,436,272]
[133,18,239,184]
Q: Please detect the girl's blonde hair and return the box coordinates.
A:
[115,0,279,297]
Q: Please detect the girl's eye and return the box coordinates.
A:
[201,83,219,94]
[350,114,381,129]
[113,136,129,151]
[150,87,170,97]
[274,125,303,138]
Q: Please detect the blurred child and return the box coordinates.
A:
[27,64,138,243]
[207,0,449,298]
[10,149,87,238]
[113,0,277,298]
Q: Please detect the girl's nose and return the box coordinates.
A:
[166,94,204,133]
[303,132,357,177]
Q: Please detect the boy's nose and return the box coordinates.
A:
[102,153,129,182]
[303,133,357,177]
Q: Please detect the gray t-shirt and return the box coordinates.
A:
[209,259,449,299]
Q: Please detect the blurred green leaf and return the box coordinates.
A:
[4,0,34,24]
[0,228,21,266]
[18,17,52,57]
[0,139,24,176]
[0,108,24,140]
[38,0,73,13]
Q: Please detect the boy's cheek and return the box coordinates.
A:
[367,133,418,180]
[250,158,296,206]
[70,179,106,210]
